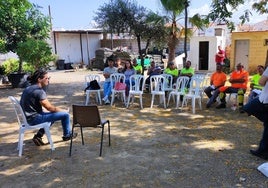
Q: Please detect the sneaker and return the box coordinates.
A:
[250,149,268,160]
[216,103,226,109]
[62,132,78,141]
[102,96,108,102]
[239,107,245,113]
[32,135,45,146]
[206,99,216,108]
[105,99,110,104]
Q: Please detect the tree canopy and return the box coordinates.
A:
[208,0,268,30]
[94,0,167,73]
[0,0,51,72]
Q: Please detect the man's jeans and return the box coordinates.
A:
[103,81,112,98]
[243,97,268,152]
[28,111,71,137]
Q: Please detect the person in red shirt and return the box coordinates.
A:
[215,46,225,65]
[205,64,227,108]
[216,63,249,110]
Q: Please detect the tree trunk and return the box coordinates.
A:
[137,35,145,75]
[167,34,177,63]
[18,59,23,73]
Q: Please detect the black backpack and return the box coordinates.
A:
[84,80,100,91]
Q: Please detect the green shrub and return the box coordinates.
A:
[17,38,56,70]
[1,58,35,75]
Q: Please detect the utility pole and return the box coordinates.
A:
[48,5,56,54]
[183,0,189,66]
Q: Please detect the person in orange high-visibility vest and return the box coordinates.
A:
[205,64,227,108]
[215,63,249,111]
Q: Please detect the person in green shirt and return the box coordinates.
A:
[133,58,143,74]
[164,62,179,83]
[180,60,194,77]
[180,60,195,88]
[248,65,265,102]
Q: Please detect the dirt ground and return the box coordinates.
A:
[1,69,268,187]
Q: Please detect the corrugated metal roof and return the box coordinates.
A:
[53,29,103,34]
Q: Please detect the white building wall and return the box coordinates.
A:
[55,33,80,63]
[81,33,102,65]
[189,36,224,72]
[54,32,102,65]
[189,24,230,72]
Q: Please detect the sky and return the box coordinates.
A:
[28,0,267,30]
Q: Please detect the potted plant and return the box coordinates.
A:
[1,58,34,87]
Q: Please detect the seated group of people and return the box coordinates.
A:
[102,57,195,104]
[204,63,265,112]
[145,60,194,91]
[102,56,265,113]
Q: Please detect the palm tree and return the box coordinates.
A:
[160,0,208,64]
[160,0,186,63]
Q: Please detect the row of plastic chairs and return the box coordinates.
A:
[85,73,174,109]
[85,73,208,113]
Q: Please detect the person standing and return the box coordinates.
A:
[20,69,76,146]
[215,46,225,65]
[243,66,268,159]
[102,58,118,104]
[205,64,227,108]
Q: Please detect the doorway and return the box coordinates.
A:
[234,40,249,70]
[199,41,209,70]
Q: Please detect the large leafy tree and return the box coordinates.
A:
[0,0,51,72]
[94,0,129,47]
[142,11,167,51]
[94,0,167,74]
[208,0,268,31]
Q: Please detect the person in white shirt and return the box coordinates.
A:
[243,66,268,159]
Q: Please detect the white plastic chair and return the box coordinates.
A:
[110,73,126,106]
[192,73,207,100]
[126,74,145,109]
[150,75,166,108]
[85,74,102,105]
[8,96,54,157]
[167,76,189,108]
[181,76,203,114]
[162,74,174,94]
